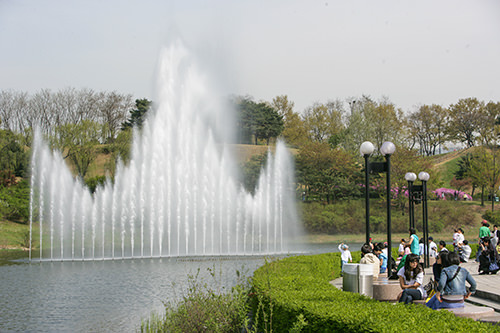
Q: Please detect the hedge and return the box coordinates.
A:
[250,248,496,332]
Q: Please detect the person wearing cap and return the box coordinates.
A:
[338,242,352,272]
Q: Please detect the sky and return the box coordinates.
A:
[1,0,500,114]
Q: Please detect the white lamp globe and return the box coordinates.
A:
[360,141,375,155]
[418,171,430,181]
[380,141,396,155]
[405,172,417,182]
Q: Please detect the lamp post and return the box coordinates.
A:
[381,142,396,276]
[419,171,430,268]
[405,172,417,230]
[360,141,396,276]
[360,141,375,244]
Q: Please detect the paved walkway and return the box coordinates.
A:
[423,260,499,294]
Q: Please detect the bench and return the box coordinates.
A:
[439,303,494,320]
[372,278,401,302]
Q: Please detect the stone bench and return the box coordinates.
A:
[440,303,494,320]
[372,278,401,302]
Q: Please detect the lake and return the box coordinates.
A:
[0,243,352,332]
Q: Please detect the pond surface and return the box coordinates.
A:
[0,243,352,332]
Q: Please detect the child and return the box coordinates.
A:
[374,243,388,273]
[338,242,352,272]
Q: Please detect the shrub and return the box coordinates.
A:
[0,179,30,222]
[141,268,250,333]
[250,252,497,332]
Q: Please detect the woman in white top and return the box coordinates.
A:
[397,254,427,304]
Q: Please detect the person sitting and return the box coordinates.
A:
[398,238,406,258]
[458,240,471,263]
[426,252,476,310]
[374,243,387,274]
[433,251,449,282]
[360,243,380,279]
[397,254,426,304]
[478,236,500,275]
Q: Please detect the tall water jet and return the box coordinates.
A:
[30,41,302,261]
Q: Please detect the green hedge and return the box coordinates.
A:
[250,250,496,332]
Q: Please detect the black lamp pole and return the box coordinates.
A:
[408,180,414,229]
[385,153,393,276]
[364,154,370,244]
[422,178,429,268]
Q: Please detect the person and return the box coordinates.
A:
[360,243,380,279]
[428,236,438,258]
[426,252,476,310]
[407,228,419,255]
[477,220,492,261]
[398,238,406,257]
[374,243,387,274]
[478,236,500,275]
[397,254,426,304]
[458,240,471,263]
[456,228,465,251]
[418,238,425,256]
[338,242,352,272]
[438,240,449,254]
[492,225,499,250]
[433,251,449,282]
[452,229,460,251]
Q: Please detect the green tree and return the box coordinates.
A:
[121,98,152,130]
[50,120,103,179]
[296,142,362,203]
[272,95,308,147]
[468,147,500,209]
[233,97,283,145]
[0,129,29,180]
[303,102,344,143]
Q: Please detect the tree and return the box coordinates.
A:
[407,104,448,156]
[447,97,485,148]
[96,91,134,142]
[296,141,362,203]
[467,147,500,208]
[121,98,152,130]
[233,97,284,145]
[303,102,343,143]
[271,95,308,147]
[50,120,104,179]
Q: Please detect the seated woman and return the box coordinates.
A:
[426,252,476,310]
[432,251,449,282]
[397,254,426,304]
[478,236,500,275]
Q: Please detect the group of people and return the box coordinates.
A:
[476,220,500,275]
[396,229,477,310]
[338,239,388,279]
[338,220,500,310]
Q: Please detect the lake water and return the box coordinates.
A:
[0,243,354,332]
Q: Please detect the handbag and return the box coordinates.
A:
[489,260,499,272]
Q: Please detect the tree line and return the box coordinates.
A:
[1,87,500,206]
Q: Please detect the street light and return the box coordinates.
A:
[405,172,417,229]
[419,172,430,268]
[360,141,375,244]
[361,140,396,276]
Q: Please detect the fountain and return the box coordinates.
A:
[29,41,302,261]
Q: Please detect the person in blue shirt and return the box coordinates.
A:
[407,228,419,255]
[426,252,476,310]
[374,243,387,273]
